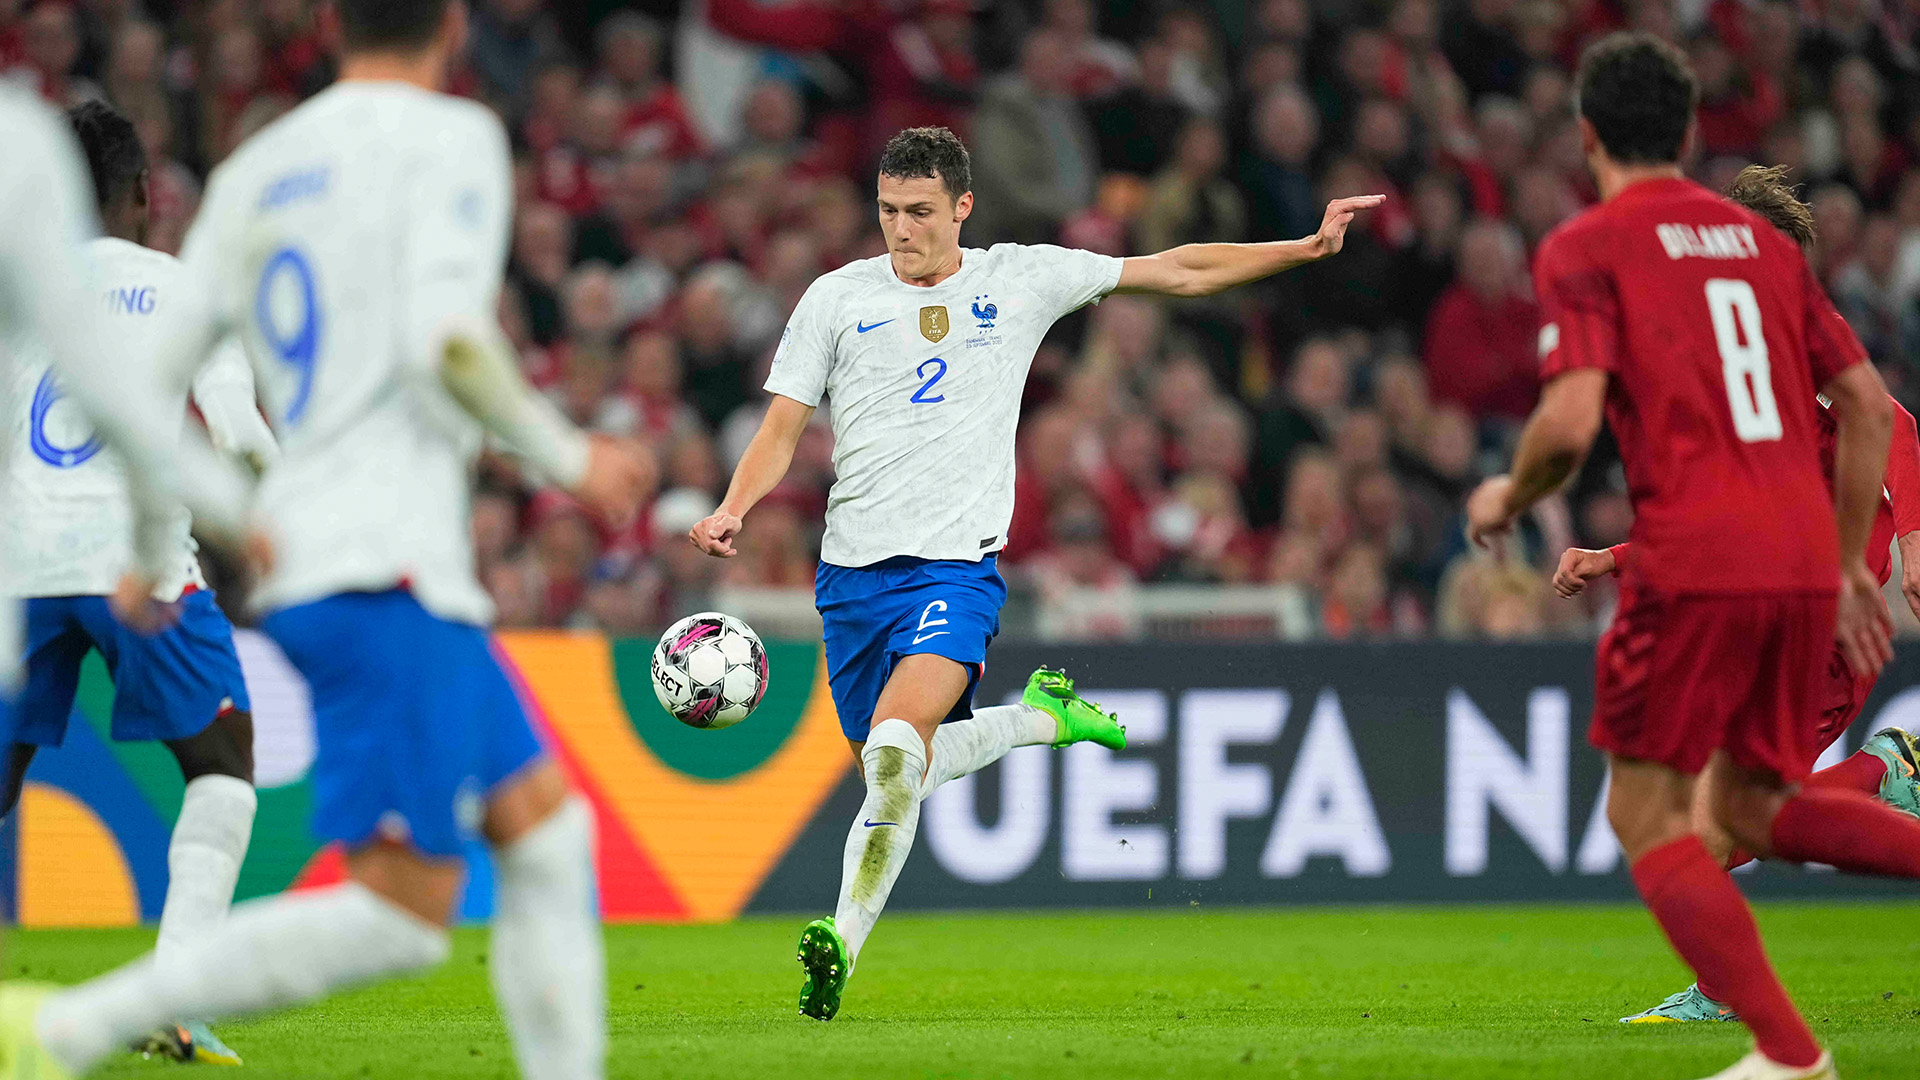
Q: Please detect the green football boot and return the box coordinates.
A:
[796,917,849,1021]
[1861,728,1920,818]
[1619,984,1737,1024]
[1022,667,1126,750]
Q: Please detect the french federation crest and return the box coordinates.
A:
[920,305,949,343]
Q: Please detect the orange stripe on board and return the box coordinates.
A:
[495,632,849,922]
[19,782,139,927]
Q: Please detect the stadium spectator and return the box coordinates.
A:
[968,29,1098,245]
[63,0,1920,642]
[1421,218,1538,423]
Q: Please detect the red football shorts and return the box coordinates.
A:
[1811,643,1877,754]
[1589,585,1838,779]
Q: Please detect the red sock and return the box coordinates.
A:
[1804,750,1887,797]
[1630,836,1819,1069]
[1770,786,1920,877]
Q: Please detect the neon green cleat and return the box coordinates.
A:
[1861,728,1920,818]
[796,917,849,1021]
[0,982,74,1080]
[1023,667,1125,750]
[135,1021,244,1066]
[1619,984,1738,1023]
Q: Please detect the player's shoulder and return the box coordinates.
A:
[87,236,178,274]
[800,253,894,306]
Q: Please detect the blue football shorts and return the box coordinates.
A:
[17,590,251,746]
[814,555,1006,741]
[262,588,545,858]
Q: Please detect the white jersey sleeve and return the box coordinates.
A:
[396,118,513,374]
[1007,244,1124,322]
[191,337,277,468]
[762,276,842,408]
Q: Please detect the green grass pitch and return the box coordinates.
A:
[13,902,1919,1079]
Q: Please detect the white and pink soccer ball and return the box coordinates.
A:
[650,612,769,729]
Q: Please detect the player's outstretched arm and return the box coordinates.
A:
[1826,362,1896,676]
[436,317,648,526]
[1113,195,1385,298]
[691,394,815,558]
[1466,369,1609,550]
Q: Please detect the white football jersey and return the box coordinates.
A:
[764,243,1122,567]
[2,238,274,602]
[172,81,514,624]
[0,88,110,692]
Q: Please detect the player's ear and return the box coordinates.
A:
[1679,117,1699,166]
[953,190,972,223]
[1576,116,1600,162]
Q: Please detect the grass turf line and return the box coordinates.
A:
[11,902,1919,1079]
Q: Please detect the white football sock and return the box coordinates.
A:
[37,883,449,1073]
[835,718,926,966]
[490,798,606,1080]
[921,704,1056,796]
[155,774,256,970]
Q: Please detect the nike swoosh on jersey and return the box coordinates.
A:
[856,319,895,333]
[863,819,900,828]
[911,631,950,644]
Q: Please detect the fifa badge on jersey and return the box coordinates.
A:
[920,305,949,343]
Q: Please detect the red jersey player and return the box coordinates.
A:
[1553,166,1920,1027]
[1466,34,1920,1080]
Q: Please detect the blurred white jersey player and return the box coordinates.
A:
[1,100,276,1067]
[1,4,646,1078]
[0,88,119,753]
[690,123,1380,1020]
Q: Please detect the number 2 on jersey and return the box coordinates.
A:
[1705,278,1783,443]
[910,357,947,403]
[255,246,322,424]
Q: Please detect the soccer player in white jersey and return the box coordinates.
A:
[690,126,1381,1020]
[0,3,648,1078]
[0,88,124,761]
[2,100,278,1068]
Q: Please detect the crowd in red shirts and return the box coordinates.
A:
[8,0,1920,640]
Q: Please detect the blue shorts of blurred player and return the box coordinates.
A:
[262,588,544,858]
[814,555,1006,742]
[16,590,251,747]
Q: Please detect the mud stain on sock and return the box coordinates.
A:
[851,747,913,907]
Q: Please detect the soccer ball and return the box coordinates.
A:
[650,612,768,729]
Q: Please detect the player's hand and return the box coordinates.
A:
[246,528,278,578]
[690,511,743,558]
[1465,475,1518,554]
[1307,195,1387,259]
[1552,547,1615,598]
[1899,531,1920,622]
[571,434,650,529]
[110,573,182,635]
[1836,562,1896,680]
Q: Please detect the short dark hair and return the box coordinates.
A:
[878,127,971,203]
[1725,164,1816,249]
[1575,32,1698,165]
[335,0,447,51]
[66,99,146,212]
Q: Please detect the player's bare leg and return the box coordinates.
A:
[1607,755,1832,1076]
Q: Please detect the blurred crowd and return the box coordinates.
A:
[8,0,1920,640]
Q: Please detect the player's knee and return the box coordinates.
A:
[1708,776,1788,855]
[862,718,926,811]
[166,709,255,785]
